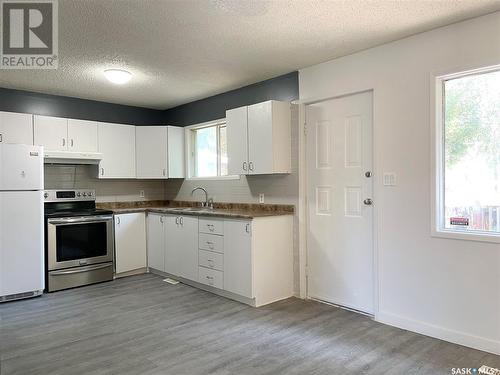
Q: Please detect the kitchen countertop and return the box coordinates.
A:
[97,200,294,219]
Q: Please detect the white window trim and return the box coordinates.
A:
[430,64,500,244]
[184,118,240,181]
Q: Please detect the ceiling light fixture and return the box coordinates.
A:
[104,69,132,84]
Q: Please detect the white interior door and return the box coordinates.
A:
[306,91,374,314]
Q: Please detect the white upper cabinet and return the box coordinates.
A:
[34,115,68,151]
[226,100,291,175]
[98,122,136,179]
[135,126,185,179]
[34,115,98,153]
[226,106,248,175]
[0,112,33,145]
[67,119,98,152]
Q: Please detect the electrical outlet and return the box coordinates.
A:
[259,193,265,203]
[139,190,145,198]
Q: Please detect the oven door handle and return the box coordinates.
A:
[50,263,112,275]
[48,215,114,225]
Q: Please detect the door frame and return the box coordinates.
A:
[296,89,380,318]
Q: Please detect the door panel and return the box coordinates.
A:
[98,123,136,178]
[0,112,33,145]
[136,126,168,179]
[115,213,146,274]
[248,101,273,174]
[68,119,98,152]
[306,91,374,314]
[224,220,253,298]
[226,106,248,175]
[0,144,43,190]
[0,191,44,296]
[34,115,68,151]
[178,216,198,281]
[147,214,165,272]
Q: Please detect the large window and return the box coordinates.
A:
[436,68,500,239]
[187,121,229,178]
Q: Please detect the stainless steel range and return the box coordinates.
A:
[44,190,114,292]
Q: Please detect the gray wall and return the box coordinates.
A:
[0,87,164,125]
[162,72,299,127]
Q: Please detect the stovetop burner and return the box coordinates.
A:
[43,189,112,218]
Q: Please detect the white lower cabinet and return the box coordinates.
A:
[147,213,165,272]
[114,213,147,275]
[146,213,293,307]
[223,220,252,298]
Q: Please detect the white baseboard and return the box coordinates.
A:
[377,311,500,356]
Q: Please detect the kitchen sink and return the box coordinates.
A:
[169,207,214,212]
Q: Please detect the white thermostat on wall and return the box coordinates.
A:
[383,172,397,186]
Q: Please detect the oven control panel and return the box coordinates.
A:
[44,189,96,202]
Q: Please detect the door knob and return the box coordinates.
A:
[363,198,373,206]
[365,171,372,178]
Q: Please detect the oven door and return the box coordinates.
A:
[47,215,114,271]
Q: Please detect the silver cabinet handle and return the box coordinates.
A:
[175,217,179,225]
[207,259,215,268]
[48,215,113,225]
[245,223,250,233]
[159,216,163,223]
[100,167,105,176]
[62,138,66,147]
[116,216,121,225]
[70,139,74,147]
[0,133,3,142]
[207,224,215,232]
[179,217,184,225]
[243,161,247,171]
[206,241,214,249]
[249,162,254,171]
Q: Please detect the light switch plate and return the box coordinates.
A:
[139,190,145,198]
[259,193,265,203]
[383,173,397,186]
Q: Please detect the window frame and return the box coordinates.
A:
[431,64,500,244]
[185,119,239,181]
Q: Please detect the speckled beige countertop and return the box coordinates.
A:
[97,200,294,219]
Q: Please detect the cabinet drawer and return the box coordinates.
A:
[199,218,224,235]
[199,250,223,271]
[199,233,224,253]
[198,267,223,289]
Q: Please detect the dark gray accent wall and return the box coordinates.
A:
[0,71,298,126]
[162,71,299,127]
[0,87,164,125]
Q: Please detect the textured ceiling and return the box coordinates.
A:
[0,0,499,109]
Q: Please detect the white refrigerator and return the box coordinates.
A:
[0,144,44,301]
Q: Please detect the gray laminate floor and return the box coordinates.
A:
[1,274,499,375]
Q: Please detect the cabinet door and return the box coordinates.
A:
[164,215,181,276]
[0,112,33,145]
[177,216,198,281]
[114,213,147,274]
[247,102,273,175]
[224,219,253,298]
[166,126,185,178]
[98,123,136,178]
[226,106,248,175]
[67,119,98,152]
[147,213,165,272]
[34,115,68,151]
[136,126,167,179]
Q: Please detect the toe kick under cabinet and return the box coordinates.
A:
[147,214,294,307]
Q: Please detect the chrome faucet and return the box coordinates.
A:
[191,187,212,208]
